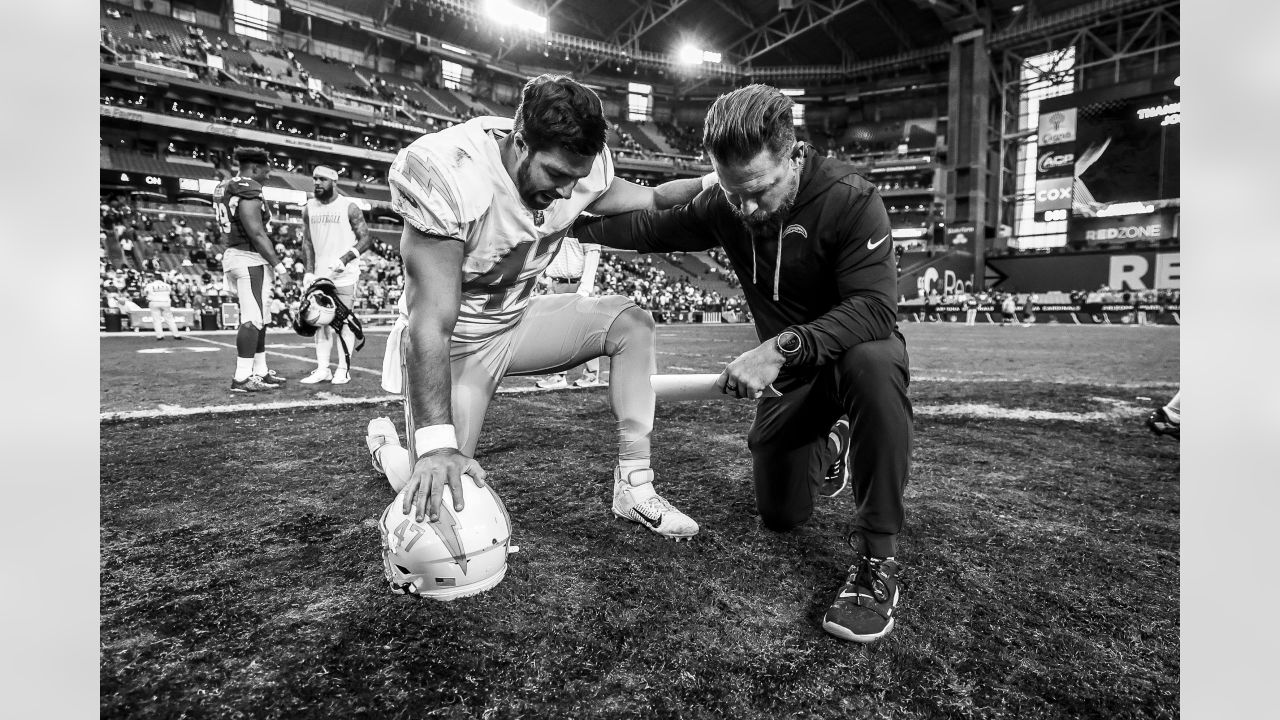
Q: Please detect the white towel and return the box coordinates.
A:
[381,317,406,394]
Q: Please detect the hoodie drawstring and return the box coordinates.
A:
[773,223,783,302]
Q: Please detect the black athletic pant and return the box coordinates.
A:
[747,331,912,558]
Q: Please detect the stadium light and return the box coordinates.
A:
[677,45,720,65]
[482,0,548,34]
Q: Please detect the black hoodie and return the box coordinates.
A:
[574,145,897,373]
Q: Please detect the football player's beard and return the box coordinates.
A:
[315,186,335,202]
[516,157,553,211]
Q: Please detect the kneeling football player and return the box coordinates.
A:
[365,74,716,546]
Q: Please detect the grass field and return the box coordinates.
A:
[100,322,1179,719]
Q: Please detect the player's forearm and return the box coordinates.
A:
[302,241,315,273]
[404,320,455,432]
[652,177,705,210]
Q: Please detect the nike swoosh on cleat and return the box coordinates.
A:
[633,505,663,527]
[867,232,890,250]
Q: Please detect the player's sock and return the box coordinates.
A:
[253,352,268,377]
[234,357,255,382]
[235,324,259,379]
[603,304,656,467]
[381,444,412,493]
[336,326,356,374]
[315,328,333,369]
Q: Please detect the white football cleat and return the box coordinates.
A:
[612,467,699,540]
[301,367,333,384]
[366,416,399,474]
[573,374,604,388]
[331,368,351,385]
[536,374,569,389]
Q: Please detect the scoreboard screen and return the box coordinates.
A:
[1034,81,1180,224]
[1076,90,1180,209]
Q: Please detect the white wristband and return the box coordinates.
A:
[413,424,458,457]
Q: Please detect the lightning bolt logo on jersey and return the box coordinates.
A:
[388,116,614,342]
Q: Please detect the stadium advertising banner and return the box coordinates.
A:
[1067,208,1179,247]
[898,250,1180,298]
[1037,107,1076,146]
[987,251,1179,291]
[1034,176,1073,220]
[100,169,177,196]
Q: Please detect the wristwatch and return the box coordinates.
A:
[774,329,802,366]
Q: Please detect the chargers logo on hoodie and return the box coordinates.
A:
[783,224,808,240]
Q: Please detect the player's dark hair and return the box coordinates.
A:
[702,84,796,165]
[233,146,271,166]
[513,75,608,157]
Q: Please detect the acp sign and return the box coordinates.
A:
[1036,150,1075,178]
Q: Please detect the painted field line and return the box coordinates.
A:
[99,382,592,423]
[911,376,1178,389]
[184,335,383,375]
[102,391,1144,424]
[915,402,1139,422]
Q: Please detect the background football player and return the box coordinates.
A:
[299,165,373,385]
[213,146,290,393]
[534,235,604,389]
[365,74,714,541]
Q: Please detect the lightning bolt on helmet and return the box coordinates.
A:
[378,475,513,601]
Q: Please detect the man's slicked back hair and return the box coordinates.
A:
[702,84,796,165]
[513,74,608,157]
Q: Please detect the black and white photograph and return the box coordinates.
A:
[6,0,1274,716]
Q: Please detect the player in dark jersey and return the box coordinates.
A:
[573,85,913,643]
[214,147,290,392]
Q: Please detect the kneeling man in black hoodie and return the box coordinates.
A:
[573,84,913,643]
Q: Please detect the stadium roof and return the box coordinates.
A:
[368,0,1138,84]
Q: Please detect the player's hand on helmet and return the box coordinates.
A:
[717,339,785,399]
[402,449,489,523]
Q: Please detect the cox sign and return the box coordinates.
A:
[1034,177,1073,213]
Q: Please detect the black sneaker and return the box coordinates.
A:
[817,418,851,498]
[822,554,902,643]
[261,369,288,386]
[1145,406,1179,438]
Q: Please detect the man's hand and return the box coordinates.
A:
[401,448,489,523]
[328,256,348,273]
[716,338,786,399]
[302,272,317,288]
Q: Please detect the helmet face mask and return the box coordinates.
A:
[379,475,513,601]
[302,290,336,328]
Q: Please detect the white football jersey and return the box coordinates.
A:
[543,236,601,281]
[305,195,361,287]
[388,116,614,341]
